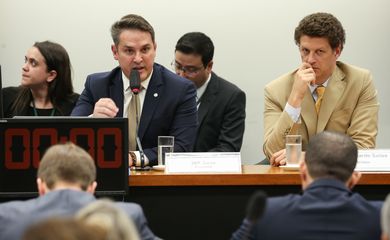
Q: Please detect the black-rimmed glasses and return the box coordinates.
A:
[171,61,204,77]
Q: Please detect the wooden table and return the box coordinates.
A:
[126,165,390,240]
[129,165,390,186]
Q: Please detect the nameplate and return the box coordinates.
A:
[355,149,390,171]
[165,152,242,173]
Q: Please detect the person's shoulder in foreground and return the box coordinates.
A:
[0,142,158,240]
[255,131,382,240]
[233,131,382,240]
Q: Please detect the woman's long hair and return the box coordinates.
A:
[11,41,75,116]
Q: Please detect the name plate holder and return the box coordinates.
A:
[165,152,242,174]
[355,149,390,172]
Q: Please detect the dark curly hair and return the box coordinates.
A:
[294,12,345,51]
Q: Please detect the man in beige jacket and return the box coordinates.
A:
[263,12,379,166]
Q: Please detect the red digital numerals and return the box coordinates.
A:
[4,128,122,169]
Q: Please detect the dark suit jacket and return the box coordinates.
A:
[195,72,245,152]
[71,63,198,165]
[0,190,157,240]
[251,179,382,240]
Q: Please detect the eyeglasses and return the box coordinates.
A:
[171,61,204,77]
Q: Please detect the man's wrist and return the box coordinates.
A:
[129,151,136,166]
[284,102,301,123]
[129,151,149,167]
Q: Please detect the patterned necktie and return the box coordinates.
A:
[315,85,325,114]
[128,91,141,151]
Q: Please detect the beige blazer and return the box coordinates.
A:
[263,61,379,159]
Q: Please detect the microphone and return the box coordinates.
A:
[246,190,267,222]
[130,69,141,95]
[129,69,149,170]
[231,190,267,240]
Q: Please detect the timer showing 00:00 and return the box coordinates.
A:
[3,127,123,170]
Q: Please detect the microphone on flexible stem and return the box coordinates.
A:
[245,190,267,239]
[246,190,267,223]
[231,190,267,240]
[129,69,150,171]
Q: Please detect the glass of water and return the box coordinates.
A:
[285,135,302,166]
[158,136,174,166]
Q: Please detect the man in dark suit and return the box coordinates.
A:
[0,143,158,240]
[232,131,382,240]
[173,32,246,152]
[71,14,197,166]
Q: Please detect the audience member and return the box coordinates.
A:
[2,41,79,117]
[263,12,379,166]
[71,14,197,167]
[235,131,382,240]
[174,32,246,152]
[0,142,157,240]
[22,218,106,240]
[77,199,140,240]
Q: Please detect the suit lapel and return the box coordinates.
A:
[198,73,218,127]
[138,65,162,140]
[317,66,346,132]
[109,69,124,117]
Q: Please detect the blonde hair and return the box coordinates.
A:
[23,217,106,240]
[76,199,140,240]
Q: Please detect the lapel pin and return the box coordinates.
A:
[154,93,158,97]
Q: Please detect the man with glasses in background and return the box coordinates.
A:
[173,32,246,152]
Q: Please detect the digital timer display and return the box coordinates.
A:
[0,118,129,197]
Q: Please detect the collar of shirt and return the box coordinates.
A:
[309,78,329,102]
[196,73,211,105]
[122,69,153,117]
[309,78,329,95]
